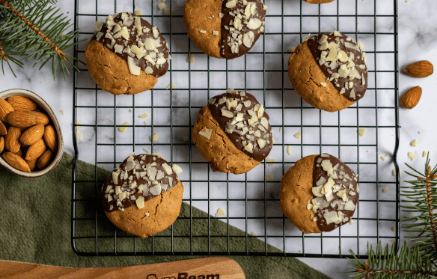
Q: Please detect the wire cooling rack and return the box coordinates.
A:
[72,0,400,258]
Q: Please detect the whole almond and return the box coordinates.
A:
[25,139,46,161]
[5,126,21,153]
[37,149,53,170]
[0,98,14,122]
[6,111,50,128]
[26,158,37,171]
[7,96,38,111]
[0,136,4,153]
[20,124,45,146]
[2,152,31,173]
[0,121,6,136]
[400,86,422,109]
[404,60,434,78]
[44,125,57,152]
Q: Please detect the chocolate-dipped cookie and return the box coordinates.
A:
[85,12,171,95]
[193,89,273,174]
[102,153,184,238]
[288,31,368,112]
[280,154,359,233]
[183,0,267,59]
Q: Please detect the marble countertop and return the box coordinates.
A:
[1,0,436,277]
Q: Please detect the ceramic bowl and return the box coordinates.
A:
[0,89,64,178]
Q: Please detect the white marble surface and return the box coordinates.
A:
[1,0,437,278]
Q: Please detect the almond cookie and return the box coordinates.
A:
[288,31,368,112]
[280,154,359,233]
[193,89,273,174]
[85,12,171,95]
[183,0,268,59]
[102,153,184,238]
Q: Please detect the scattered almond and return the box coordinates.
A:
[287,145,291,155]
[404,60,433,78]
[423,151,428,158]
[27,158,37,171]
[358,128,366,136]
[380,154,388,161]
[293,132,301,139]
[392,169,401,176]
[25,139,46,161]
[139,113,149,118]
[0,98,14,122]
[382,187,388,193]
[407,152,416,161]
[37,149,53,170]
[215,208,226,217]
[0,121,7,136]
[44,125,57,152]
[118,122,129,133]
[400,86,422,109]
[60,110,66,115]
[0,136,4,153]
[5,126,21,153]
[6,111,50,128]
[410,139,418,147]
[186,54,195,63]
[266,158,275,166]
[7,96,37,111]
[20,124,45,146]
[2,152,31,173]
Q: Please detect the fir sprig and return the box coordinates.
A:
[0,0,83,79]
[348,155,437,277]
[349,242,437,278]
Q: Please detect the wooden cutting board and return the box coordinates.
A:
[0,257,245,279]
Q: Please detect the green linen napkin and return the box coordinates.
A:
[0,152,330,279]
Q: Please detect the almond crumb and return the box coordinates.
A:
[279,127,283,133]
[423,151,428,158]
[266,159,275,166]
[287,146,291,155]
[166,82,176,89]
[139,113,149,118]
[380,154,388,161]
[215,208,226,217]
[410,139,418,147]
[157,2,166,9]
[118,122,129,133]
[129,109,133,112]
[76,131,83,141]
[75,120,82,132]
[250,231,257,236]
[293,132,301,139]
[150,133,159,142]
[60,110,66,115]
[382,187,388,193]
[358,128,366,136]
[186,54,195,63]
[392,169,401,176]
[408,152,416,161]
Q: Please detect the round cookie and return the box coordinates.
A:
[183,0,267,59]
[102,153,184,238]
[304,0,335,4]
[193,89,273,174]
[288,31,368,112]
[85,12,171,95]
[280,154,359,233]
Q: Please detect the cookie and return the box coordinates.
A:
[288,31,368,112]
[280,154,359,233]
[183,0,267,59]
[304,0,335,3]
[193,89,273,174]
[85,12,171,95]
[102,153,184,238]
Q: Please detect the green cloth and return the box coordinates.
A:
[0,153,330,279]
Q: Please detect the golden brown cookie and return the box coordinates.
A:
[183,0,267,59]
[193,90,273,174]
[103,153,184,238]
[280,154,359,234]
[288,31,368,112]
[85,12,170,95]
[304,0,335,3]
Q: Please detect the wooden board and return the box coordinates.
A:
[0,257,245,279]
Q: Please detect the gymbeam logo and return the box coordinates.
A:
[146,274,219,279]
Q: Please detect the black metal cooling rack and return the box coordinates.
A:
[71,0,400,258]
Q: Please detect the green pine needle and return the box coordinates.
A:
[0,0,84,80]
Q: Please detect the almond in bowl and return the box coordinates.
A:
[0,89,64,177]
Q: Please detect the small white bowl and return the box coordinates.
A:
[0,89,64,178]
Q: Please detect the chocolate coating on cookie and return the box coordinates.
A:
[94,12,170,77]
[221,0,267,59]
[102,153,182,212]
[310,154,359,232]
[307,32,368,101]
[207,90,272,161]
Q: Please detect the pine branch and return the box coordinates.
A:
[348,242,437,279]
[0,0,83,79]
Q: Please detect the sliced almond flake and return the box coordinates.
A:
[139,113,149,118]
[293,132,301,139]
[215,207,226,217]
[118,122,129,133]
[423,151,429,158]
[199,128,213,139]
[136,196,145,209]
[380,154,388,161]
[410,139,418,147]
[408,152,416,161]
[172,164,183,175]
[286,146,291,155]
